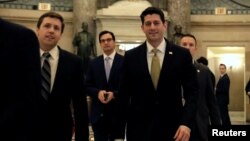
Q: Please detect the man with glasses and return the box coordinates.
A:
[85,30,124,141]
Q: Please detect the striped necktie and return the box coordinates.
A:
[41,52,51,101]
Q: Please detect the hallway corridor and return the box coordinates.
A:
[230,111,250,125]
[71,111,250,141]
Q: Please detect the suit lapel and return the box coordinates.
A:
[138,43,156,90]
[97,55,107,83]
[108,53,119,82]
[51,48,63,94]
[141,43,153,81]
[157,40,174,88]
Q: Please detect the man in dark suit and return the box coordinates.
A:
[245,79,250,96]
[118,7,199,141]
[180,34,221,141]
[85,30,124,141]
[197,56,216,88]
[0,18,42,141]
[245,78,250,103]
[36,12,89,141]
[215,63,231,126]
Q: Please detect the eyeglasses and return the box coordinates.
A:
[100,38,113,43]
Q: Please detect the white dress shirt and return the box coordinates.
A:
[40,46,59,91]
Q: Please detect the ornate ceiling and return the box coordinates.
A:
[231,0,250,8]
[191,0,250,14]
[0,0,249,14]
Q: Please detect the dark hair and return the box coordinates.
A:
[197,56,208,66]
[140,6,165,24]
[99,30,116,42]
[37,11,65,33]
[220,63,227,69]
[180,33,197,45]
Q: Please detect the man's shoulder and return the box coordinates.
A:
[0,18,35,37]
[58,47,81,59]
[90,55,103,62]
[196,62,210,71]
[125,43,145,54]
[115,52,124,58]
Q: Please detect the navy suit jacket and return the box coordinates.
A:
[191,62,221,141]
[215,73,230,105]
[245,78,250,94]
[118,39,199,141]
[85,53,124,137]
[43,47,89,141]
[0,18,42,141]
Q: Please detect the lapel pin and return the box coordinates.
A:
[169,51,173,55]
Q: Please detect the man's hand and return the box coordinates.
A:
[98,90,114,104]
[173,125,191,141]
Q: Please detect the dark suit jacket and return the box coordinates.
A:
[44,47,89,141]
[208,69,216,89]
[191,62,221,141]
[85,53,124,138]
[0,18,42,141]
[215,73,230,105]
[118,40,199,141]
[245,78,250,94]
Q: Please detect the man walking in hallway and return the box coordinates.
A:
[216,63,231,126]
[180,34,221,141]
[36,11,89,141]
[85,30,124,141]
[117,7,199,141]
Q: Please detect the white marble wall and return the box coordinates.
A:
[95,0,168,55]
[191,14,250,122]
[1,0,250,122]
[73,0,96,36]
[0,8,74,52]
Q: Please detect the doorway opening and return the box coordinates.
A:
[207,46,245,123]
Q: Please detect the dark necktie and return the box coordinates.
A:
[151,48,160,89]
[105,56,111,81]
[41,52,51,101]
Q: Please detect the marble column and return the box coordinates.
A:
[167,0,191,41]
[72,0,97,37]
[72,1,96,134]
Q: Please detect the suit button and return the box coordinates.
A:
[100,113,104,117]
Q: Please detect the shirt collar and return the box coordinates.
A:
[146,38,166,54]
[103,51,116,60]
[40,46,59,60]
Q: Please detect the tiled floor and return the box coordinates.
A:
[72,111,249,141]
[230,111,250,125]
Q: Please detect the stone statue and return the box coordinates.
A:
[72,22,97,75]
[171,24,184,45]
